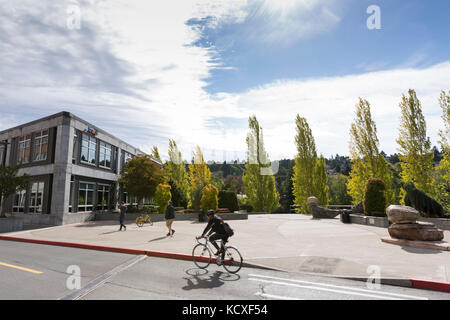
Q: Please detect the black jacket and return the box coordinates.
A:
[165,205,175,219]
[201,215,226,236]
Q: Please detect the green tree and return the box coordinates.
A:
[292,115,328,213]
[0,165,30,218]
[242,116,280,213]
[188,146,211,210]
[435,90,450,211]
[119,155,165,204]
[327,174,352,205]
[397,89,434,197]
[164,139,190,205]
[347,98,395,205]
[200,184,218,212]
[151,146,162,162]
[154,183,172,214]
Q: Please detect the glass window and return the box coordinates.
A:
[13,189,26,212]
[17,135,31,164]
[97,185,110,211]
[99,142,112,168]
[78,182,94,212]
[69,177,74,212]
[29,181,45,213]
[34,129,49,161]
[0,144,5,166]
[81,134,96,165]
[72,131,78,164]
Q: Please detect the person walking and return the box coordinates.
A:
[119,201,127,231]
[165,200,175,236]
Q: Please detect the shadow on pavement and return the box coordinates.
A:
[400,246,442,254]
[182,270,240,291]
[148,236,169,242]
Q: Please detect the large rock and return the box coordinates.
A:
[386,205,420,224]
[388,222,444,241]
[307,196,340,219]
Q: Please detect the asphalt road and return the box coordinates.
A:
[0,241,449,300]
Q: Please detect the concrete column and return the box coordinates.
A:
[50,121,72,225]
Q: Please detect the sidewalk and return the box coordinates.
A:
[2,214,450,287]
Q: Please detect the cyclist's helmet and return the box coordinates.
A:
[207,209,215,216]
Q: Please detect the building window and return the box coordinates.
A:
[0,144,5,166]
[97,184,110,211]
[29,181,45,213]
[78,182,94,212]
[34,129,48,161]
[13,189,26,212]
[72,130,78,164]
[99,142,112,168]
[17,135,31,164]
[121,151,133,173]
[69,177,74,212]
[81,134,96,165]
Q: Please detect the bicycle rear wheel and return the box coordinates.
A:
[192,244,211,269]
[222,246,243,274]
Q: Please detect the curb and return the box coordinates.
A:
[0,235,270,271]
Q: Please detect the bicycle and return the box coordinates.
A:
[192,236,243,274]
[135,213,153,227]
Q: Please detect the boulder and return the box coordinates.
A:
[388,222,444,241]
[386,205,420,224]
[352,201,364,215]
[308,196,341,219]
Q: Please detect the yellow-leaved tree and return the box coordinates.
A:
[397,89,435,199]
[188,145,211,211]
[435,90,450,211]
[347,98,395,206]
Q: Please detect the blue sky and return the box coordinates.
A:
[201,0,450,94]
[0,0,449,162]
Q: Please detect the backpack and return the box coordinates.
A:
[223,222,234,237]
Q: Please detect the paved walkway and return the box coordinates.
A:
[3,214,450,283]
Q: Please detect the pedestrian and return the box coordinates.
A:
[165,200,175,236]
[119,201,127,231]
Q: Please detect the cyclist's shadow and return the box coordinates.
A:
[182,269,240,291]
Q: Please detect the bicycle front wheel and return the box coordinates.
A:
[136,217,144,227]
[192,244,211,269]
[222,246,243,274]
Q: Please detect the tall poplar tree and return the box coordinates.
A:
[435,90,450,210]
[347,98,395,205]
[151,146,162,162]
[188,145,211,210]
[292,115,328,213]
[397,89,434,197]
[164,139,190,206]
[242,116,280,213]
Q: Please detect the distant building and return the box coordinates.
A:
[0,111,161,228]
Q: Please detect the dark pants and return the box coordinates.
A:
[209,233,229,254]
[119,214,126,230]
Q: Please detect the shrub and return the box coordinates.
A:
[155,184,172,214]
[363,178,386,216]
[169,180,188,208]
[200,184,218,213]
[239,204,253,212]
[218,190,239,213]
[403,182,445,218]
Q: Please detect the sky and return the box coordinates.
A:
[0,0,449,162]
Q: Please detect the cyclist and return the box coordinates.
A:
[196,210,229,257]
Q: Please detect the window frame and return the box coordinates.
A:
[17,135,31,165]
[29,181,45,214]
[80,133,97,166]
[78,181,95,212]
[33,129,49,162]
